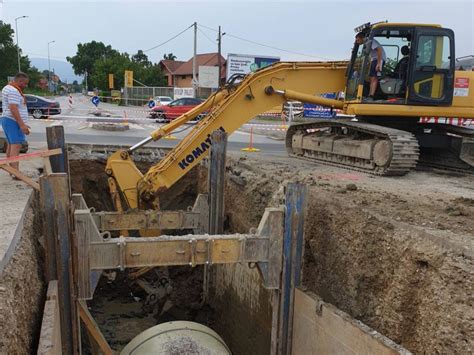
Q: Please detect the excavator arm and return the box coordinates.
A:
[106,61,348,209]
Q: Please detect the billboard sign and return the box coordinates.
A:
[303,93,337,118]
[124,70,133,88]
[226,53,280,80]
[174,87,195,99]
[198,65,219,88]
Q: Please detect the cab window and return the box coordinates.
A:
[413,35,451,99]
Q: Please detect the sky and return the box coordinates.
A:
[1,0,473,65]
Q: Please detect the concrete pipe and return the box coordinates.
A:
[120,321,232,354]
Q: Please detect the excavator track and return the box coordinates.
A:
[286,120,420,176]
[416,124,474,174]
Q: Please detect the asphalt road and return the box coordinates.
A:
[24,94,287,156]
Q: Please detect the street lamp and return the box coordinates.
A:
[48,40,55,91]
[15,15,29,73]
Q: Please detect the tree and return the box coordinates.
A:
[0,21,43,88]
[89,53,134,89]
[66,41,119,76]
[132,50,151,67]
[163,53,177,60]
[134,64,167,87]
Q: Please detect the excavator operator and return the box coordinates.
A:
[355,32,387,101]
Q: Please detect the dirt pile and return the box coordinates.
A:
[224,153,474,354]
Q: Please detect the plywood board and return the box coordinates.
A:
[292,289,411,355]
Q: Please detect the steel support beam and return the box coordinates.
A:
[89,234,268,269]
[278,183,307,355]
[92,210,201,231]
[40,173,79,354]
[74,194,283,300]
[208,130,227,234]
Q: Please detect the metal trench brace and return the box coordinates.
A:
[72,185,307,355]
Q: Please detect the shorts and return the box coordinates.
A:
[369,60,385,77]
[1,117,26,144]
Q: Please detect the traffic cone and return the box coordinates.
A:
[123,110,129,126]
[241,127,260,152]
[280,110,288,129]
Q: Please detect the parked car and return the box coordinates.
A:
[0,94,61,119]
[25,95,61,119]
[150,97,205,121]
[153,96,173,106]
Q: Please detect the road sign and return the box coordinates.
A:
[91,96,100,107]
[148,100,156,108]
[108,74,114,89]
[124,70,133,88]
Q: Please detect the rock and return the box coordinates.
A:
[230,175,247,186]
[91,123,130,131]
[346,183,358,191]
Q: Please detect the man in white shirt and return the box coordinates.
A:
[1,72,30,174]
[356,32,387,100]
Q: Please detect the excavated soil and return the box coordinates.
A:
[224,153,474,354]
[0,193,45,354]
[68,150,474,354]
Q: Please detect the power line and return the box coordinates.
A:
[197,27,215,45]
[198,23,333,60]
[143,24,194,53]
[25,52,68,61]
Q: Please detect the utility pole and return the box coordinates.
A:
[84,70,88,93]
[217,26,222,88]
[48,40,55,92]
[192,21,197,98]
[15,16,28,73]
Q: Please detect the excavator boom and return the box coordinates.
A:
[106,61,348,208]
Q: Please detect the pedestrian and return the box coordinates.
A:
[1,72,30,176]
[355,32,387,101]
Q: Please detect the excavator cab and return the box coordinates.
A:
[345,23,455,105]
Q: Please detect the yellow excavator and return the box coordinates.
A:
[106,22,474,211]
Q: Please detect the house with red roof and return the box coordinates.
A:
[159,52,226,88]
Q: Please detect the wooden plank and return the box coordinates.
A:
[37,281,62,355]
[1,165,40,190]
[78,301,113,355]
[46,126,69,173]
[292,289,411,355]
[0,148,62,165]
[43,157,53,175]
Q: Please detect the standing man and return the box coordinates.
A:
[1,72,30,175]
[355,32,386,100]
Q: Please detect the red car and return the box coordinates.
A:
[150,97,204,121]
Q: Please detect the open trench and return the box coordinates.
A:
[1,146,472,354]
